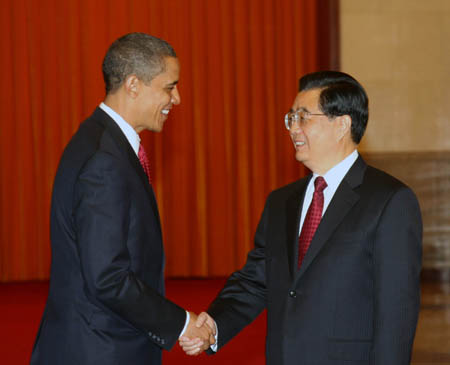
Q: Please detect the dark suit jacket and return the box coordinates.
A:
[31,108,186,365]
[208,156,422,365]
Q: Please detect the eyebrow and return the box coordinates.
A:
[167,80,179,87]
[289,107,309,113]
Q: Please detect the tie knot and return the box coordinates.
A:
[314,176,327,193]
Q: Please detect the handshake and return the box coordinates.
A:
[179,311,216,356]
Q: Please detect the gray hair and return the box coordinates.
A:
[102,32,176,94]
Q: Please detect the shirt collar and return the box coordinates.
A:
[313,150,359,191]
[99,102,140,155]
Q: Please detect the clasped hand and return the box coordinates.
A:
[179,312,216,356]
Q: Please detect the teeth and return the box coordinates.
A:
[162,110,169,115]
[295,141,305,146]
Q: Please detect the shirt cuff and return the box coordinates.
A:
[210,320,218,352]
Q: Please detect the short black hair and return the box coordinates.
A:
[299,71,369,144]
[102,32,176,94]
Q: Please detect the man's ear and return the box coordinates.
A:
[124,74,140,98]
[336,114,352,140]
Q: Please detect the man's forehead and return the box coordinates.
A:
[291,88,321,111]
[152,57,179,82]
[164,56,180,72]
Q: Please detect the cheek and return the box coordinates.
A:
[154,94,169,112]
[163,93,172,105]
[147,101,159,116]
[309,124,332,144]
[302,127,315,145]
[318,132,337,152]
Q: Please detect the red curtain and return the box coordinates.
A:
[0,0,327,281]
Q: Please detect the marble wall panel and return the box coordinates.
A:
[340,0,450,153]
[362,152,450,273]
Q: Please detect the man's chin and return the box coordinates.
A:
[147,123,164,133]
[294,150,306,163]
[156,117,167,132]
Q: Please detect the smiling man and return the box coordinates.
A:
[181,71,422,364]
[30,33,214,365]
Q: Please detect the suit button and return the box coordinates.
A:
[289,290,297,298]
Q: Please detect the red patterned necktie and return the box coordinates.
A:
[138,144,152,185]
[298,176,327,269]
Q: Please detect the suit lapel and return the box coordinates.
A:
[94,108,163,234]
[295,156,367,281]
[286,177,311,279]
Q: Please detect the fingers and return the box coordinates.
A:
[179,337,204,356]
[195,311,208,328]
[182,343,202,356]
[209,333,216,345]
[179,337,205,355]
[196,312,216,336]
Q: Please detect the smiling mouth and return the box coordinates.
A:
[294,141,305,148]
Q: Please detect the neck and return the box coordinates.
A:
[104,94,139,132]
[310,145,357,175]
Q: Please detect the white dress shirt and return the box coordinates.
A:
[98,102,190,337]
[299,150,359,234]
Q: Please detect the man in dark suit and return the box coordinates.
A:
[180,71,422,364]
[31,33,214,365]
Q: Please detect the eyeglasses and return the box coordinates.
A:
[284,110,327,130]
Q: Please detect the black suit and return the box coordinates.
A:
[31,108,186,365]
[208,156,422,364]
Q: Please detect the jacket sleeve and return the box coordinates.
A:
[74,152,186,350]
[207,194,271,351]
[371,186,422,364]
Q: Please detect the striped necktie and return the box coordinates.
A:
[298,176,327,269]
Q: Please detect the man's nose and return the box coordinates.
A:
[289,121,303,133]
[171,86,181,105]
